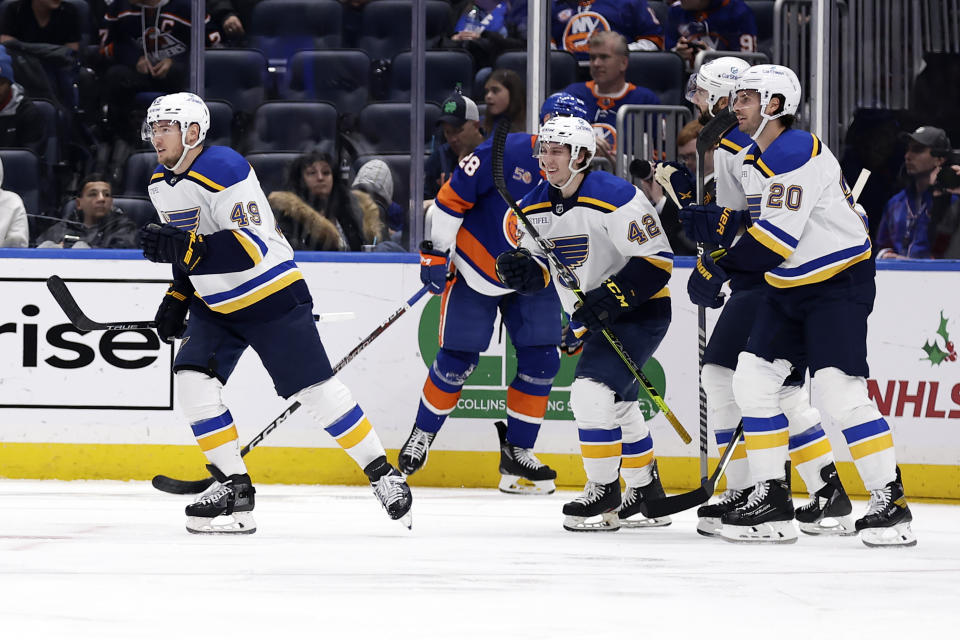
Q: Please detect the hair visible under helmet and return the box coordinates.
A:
[142,92,211,172]
[539,91,589,123]
[535,116,597,190]
[734,64,801,141]
[688,56,752,115]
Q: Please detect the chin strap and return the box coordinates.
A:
[164,130,204,172]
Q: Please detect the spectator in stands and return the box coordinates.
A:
[36,173,138,248]
[0,44,47,160]
[352,158,403,247]
[930,163,960,259]
[483,68,525,135]
[563,31,659,164]
[268,149,379,252]
[441,1,525,70]
[666,0,758,69]
[876,127,957,260]
[553,0,663,65]
[424,91,485,199]
[0,0,80,50]
[0,156,28,247]
[208,0,260,47]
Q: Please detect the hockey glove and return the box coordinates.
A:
[571,275,641,333]
[495,248,550,294]
[140,223,207,273]
[678,203,751,248]
[654,161,696,207]
[560,320,586,356]
[419,240,450,295]
[154,283,193,344]
[687,249,728,309]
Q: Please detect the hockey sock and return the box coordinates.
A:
[732,354,792,482]
[415,348,478,433]
[570,378,620,484]
[299,377,387,470]
[190,410,246,477]
[715,427,750,489]
[701,364,750,489]
[616,400,655,487]
[505,345,559,448]
[780,384,834,493]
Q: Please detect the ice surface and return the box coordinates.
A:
[0,481,956,638]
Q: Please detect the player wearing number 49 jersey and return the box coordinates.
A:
[496,116,673,532]
[139,93,411,534]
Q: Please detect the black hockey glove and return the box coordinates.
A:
[678,202,751,248]
[687,249,728,309]
[419,240,450,295]
[571,275,641,333]
[154,283,193,344]
[560,320,586,356]
[140,223,207,273]
[495,248,549,294]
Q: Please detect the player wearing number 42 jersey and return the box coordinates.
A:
[496,116,673,532]
[138,92,412,534]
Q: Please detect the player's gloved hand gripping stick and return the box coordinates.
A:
[490,118,691,445]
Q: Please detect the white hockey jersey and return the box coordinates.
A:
[146,145,304,315]
[714,126,752,211]
[516,171,674,315]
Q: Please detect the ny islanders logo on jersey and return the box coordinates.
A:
[140,27,187,64]
[503,209,521,246]
[562,10,611,54]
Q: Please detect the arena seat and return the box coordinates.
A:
[0,148,41,214]
[247,101,339,153]
[626,51,686,105]
[30,98,60,169]
[355,102,441,154]
[206,100,234,148]
[121,151,159,197]
[204,49,268,115]
[281,49,371,115]
[746,0,776,57]
[387,50,474,105]
[245,152,301,196]
[356,0,452,61]
[493,50,578,95]
[248,0,342,72]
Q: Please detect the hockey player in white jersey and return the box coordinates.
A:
[662,58,856,537]
[137,93,412,534]
[495,117,673,531]
[680,66,915,546]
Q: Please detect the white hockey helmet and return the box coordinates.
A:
[690,56,751,113]
[734,64,801,140]
[142,92,211,169]
[535,116,596,189]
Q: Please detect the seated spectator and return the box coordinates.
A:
[208,0,259,47]
[352,158,403,247]
[666,0,758,69]
[563,31,660,164]
[37,173,138,248]
[0,44,47,160]
[553,0,664,64]
[268,149,377,252]
[930,163,960,259]
[483,68,525,135]
[0,156,28,247]
[424,91,485,199]
[0,0,80,50]
[876,126,958,259]
[441,1,526,70]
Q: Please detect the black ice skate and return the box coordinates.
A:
[855,467,916,548]
[365,456,413,529]
[695,487,751,537]
[495,421,557,495]
[397,425,437,476]
[720,478,797,544]
[796,462,856,536]
[618,461,672,528]
[185,464,256,535]
[562,480,621,532]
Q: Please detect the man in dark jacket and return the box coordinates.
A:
[37,173,138,248]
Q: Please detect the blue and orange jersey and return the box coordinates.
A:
[552,0,664,62]
[563,80,660,154]
[665,0,758,53]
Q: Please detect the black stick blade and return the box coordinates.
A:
[696,108,738,156]
[46,275,156,331]
[151,474,215,495]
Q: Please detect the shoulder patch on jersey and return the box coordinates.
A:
[752,130,821,177]
[149,169,165,184]
[185,146,252,192]
[576,171,637,212]
[719,127,752,154]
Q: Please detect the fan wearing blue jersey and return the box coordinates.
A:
[552,0,664,63]
[137,93,412,534]
[680,66,915,547]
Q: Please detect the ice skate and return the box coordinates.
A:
[720,478,797,544]
[796,462,856,536]
[562,480,621,532]
[618,461,671,528]
[696,487,751,537]
[494,421,557,495]
[397,425,437,476]
[185,464,256,535]
[855,467,916,548]
[365,456,413,529]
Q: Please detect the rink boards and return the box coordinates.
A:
[0,251,958,500]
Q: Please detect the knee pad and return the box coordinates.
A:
[176,370,226,423]
[515,345,560,382]
[813,367,880,427]
[701,363,735,406]
[570,378,615,429]
[297,376,356,427]
[731,352,793,416]
[432,348,480,387]
[778,383,821,433]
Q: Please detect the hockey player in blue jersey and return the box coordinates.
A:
[665,0,758,68]
[137,93,412,533]
[397,96,588,495]
[496,117,674,531]
[552,0,664,63]
[680,65,915,547]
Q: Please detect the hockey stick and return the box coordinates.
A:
[490,119,691,444]
[693,109,739,479]
[639,420,745,518]
[150,284,431,494]
[851,168,870,202]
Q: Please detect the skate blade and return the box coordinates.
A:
[720,520,798,544]
[397,512,413,530]
[498,475,556,495]
[696,517,721,537]
[185,512,256,535]
[799,515,857,537]
[860,521,917,548]
[620,515,672,528]
[562,512,620,532]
